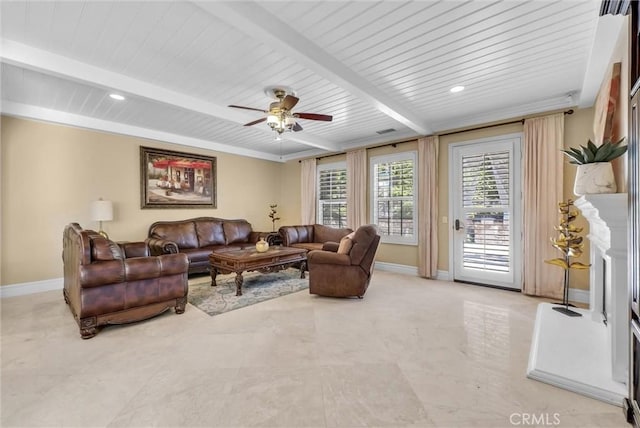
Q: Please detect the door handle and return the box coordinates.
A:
[455,219,461,231]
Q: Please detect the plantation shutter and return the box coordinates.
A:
[318,167,347,227]
[373,158,415,238]
[461,151,511,272]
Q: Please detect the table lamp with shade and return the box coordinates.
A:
[91,198,113,239]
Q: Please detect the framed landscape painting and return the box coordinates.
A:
[140,146,217,209]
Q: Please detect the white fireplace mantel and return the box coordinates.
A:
[575,194,628,256]
[575,194,629,383]
[528,193,629,406]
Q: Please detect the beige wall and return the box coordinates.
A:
[0,106,620,289]
[0,116,284,285]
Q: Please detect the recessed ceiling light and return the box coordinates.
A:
[109,93,125,101]
[450,86,465,93]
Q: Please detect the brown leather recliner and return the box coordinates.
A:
[63,223,189,339]
[307,224,381,298]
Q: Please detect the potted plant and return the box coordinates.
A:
[561,137,627,196]
[544,199,590,317]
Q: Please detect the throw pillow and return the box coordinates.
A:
[337,236,353,254]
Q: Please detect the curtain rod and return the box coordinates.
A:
[302,109,574,162]
[439,109,574,137]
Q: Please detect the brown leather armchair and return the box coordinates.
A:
[63,223,189,339]
[307,224,381,298]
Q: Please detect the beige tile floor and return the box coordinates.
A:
[0,271,629,428]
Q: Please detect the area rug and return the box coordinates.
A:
[187,269,308,316]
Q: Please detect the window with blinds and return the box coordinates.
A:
[370,152,417,244]
[461,151,510,272]
[317,163,347,228]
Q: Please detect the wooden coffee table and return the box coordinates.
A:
[208,246,307,296]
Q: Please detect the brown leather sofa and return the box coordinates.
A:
[147,217,270,274]
[63,223,189,339]
[278,224,353,252]
[307,224,381,298]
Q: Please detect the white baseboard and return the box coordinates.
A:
[436,270,451,281]
[568,288,590,304]
[0,278,63,298]
[374,263,452,281]
[375,262,418,276]
[381,267,589,302]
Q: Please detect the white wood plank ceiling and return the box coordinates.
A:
[0,1,621,161]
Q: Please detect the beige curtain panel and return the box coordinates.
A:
[418,136,439,278]
[300,158,317,225]
[522,113,565,298]
[347,149,368,230]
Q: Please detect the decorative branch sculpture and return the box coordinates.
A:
[268,204,281,232]
[544,199,590,317]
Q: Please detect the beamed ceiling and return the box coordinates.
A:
[0,1,626,161]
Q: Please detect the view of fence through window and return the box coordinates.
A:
[318,167,347,228]
[461,151,511,272]
[373,158,414,237]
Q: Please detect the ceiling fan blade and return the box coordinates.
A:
[228,104,267,113]
[292,122,303,132]
[244,117,267,126]
[294,113,333,121]
[281,95,299,111]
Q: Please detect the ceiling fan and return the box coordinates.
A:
[228,87,332,138]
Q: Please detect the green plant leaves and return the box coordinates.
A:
[608,145,628,161]
[581,144,596,163]
[561,137,627,165]
[594,143,613,162]
[561,149,585,164]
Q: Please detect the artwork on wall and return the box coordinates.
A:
[593,62,621,146]
[140,146,216,209]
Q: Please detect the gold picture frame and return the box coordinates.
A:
[140,146,216,209]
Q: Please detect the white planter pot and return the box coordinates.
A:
[573,162,617,196]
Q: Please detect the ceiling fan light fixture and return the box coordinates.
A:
[229,86,331,140]
[284,116,296,127]
[266,114,280,127]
